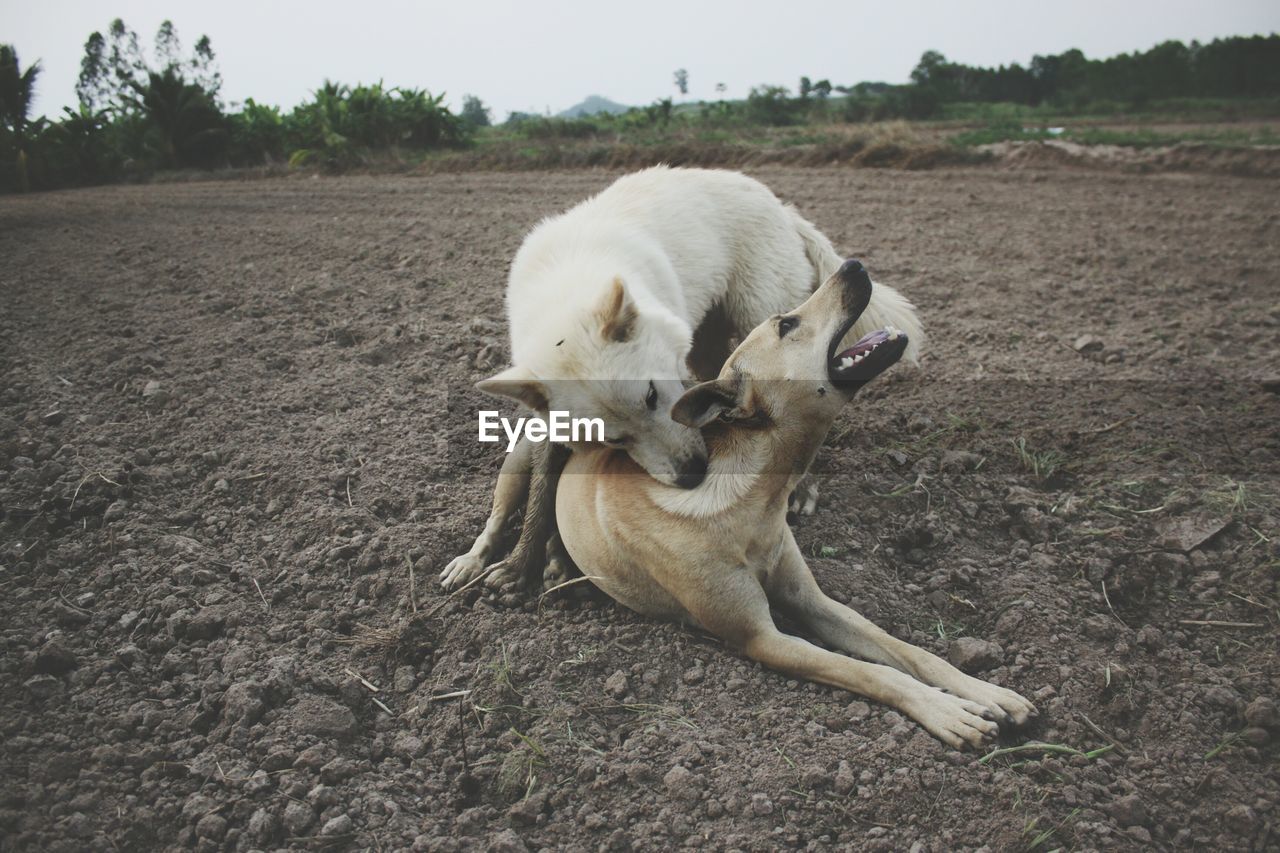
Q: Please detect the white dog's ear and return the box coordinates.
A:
[597,277,638,342]
[476,365,549,412]
[672,378,738,428]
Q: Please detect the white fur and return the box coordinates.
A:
[506,165,923,377]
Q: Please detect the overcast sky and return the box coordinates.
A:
[8,1,1280,120]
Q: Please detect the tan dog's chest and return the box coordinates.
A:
[557,450,783,627]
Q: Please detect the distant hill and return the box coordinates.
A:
[558,95,631,118]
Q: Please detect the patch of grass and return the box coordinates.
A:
[1204,729,1243,760]
[1024,807,1081,850]
[496,727,547,797]
[1204,478,1254,517]
[1013,437,1068,485]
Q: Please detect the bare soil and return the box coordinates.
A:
[1,165,1278,852]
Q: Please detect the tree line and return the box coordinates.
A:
[1,22,1277,192]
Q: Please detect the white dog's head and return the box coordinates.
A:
[478,277,710,488]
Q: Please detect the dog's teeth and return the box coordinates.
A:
[888,330,900,341]
[840,357,853,368]
[853,354,864,363]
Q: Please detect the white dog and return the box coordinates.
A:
[442,166,922,590]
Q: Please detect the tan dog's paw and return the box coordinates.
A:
[439,553,488,590]
[907,688,1001,750]
[482,556,525,590]
[787,477,819,517]
[542,554,571,592]
[955,677,1038,728]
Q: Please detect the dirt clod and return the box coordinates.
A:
[948,637,1004,673]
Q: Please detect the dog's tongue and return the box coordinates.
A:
[836,329,890,360]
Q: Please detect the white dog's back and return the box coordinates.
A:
[506,166,922,376]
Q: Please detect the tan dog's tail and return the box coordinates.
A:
[790,207,924,364]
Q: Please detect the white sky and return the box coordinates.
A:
[7,1,1280,120]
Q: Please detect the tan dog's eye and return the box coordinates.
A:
[778,316,799,338]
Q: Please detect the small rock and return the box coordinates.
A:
[749,792,773,816]
[285,696,357,739]
[663,765,702,802]
[506,792,548,825]
[604,670,629,699]
[24,673,64,700]
[247,808,278,842]
[1073,334,1104,353]
[115,643,142,666]
[1105,793,1147,828]
[320,757,360,784]
[222,682,266,727]
[35,640,79,675]
[392,665,416,693]
[320,814,353,836]
[1244,696,1278,730]
[681,664,704,685]
[948,637,1004,673]
[185,608,226,641]
[489,828,529,853]
[194,813,227,840]
[1135,625,1163,650]
[103,499,129,523]
[141,380,169,407]
[42,410,66,425]
[1241,727,1269,746]
[1124,826,1152,844]
[244,769,272,794]
[282,801,313,835]
[1155,515,1230,553]
[834,761,856,795]
[391,732,425,760]
[1223,804,1258,835]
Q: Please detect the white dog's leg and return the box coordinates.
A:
[439,437,533,589]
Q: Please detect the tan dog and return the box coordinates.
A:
[556,260,1036,748]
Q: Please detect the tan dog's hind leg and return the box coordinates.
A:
[683,567,998,749]
[768,532,1037,727]
[439,437,533,589]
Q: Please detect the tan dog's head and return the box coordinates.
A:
[672,259,907,443]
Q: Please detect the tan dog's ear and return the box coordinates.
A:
[476,365,549,412]
[672,378,738,428]
[597,277,638,342]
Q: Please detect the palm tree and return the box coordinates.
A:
[0,45,41,191]
[127,67,226,168]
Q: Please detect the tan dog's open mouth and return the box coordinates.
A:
[826,260,909,390]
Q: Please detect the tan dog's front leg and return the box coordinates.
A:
[439,437,534,589]
[685,573,998,749]
[768,531,1037,726]
[744,628,1000,749]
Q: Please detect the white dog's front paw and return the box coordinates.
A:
[908,688,1001,750]
[439,552,488,590]
[788,478,819,517]
[955,676,1038,727]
